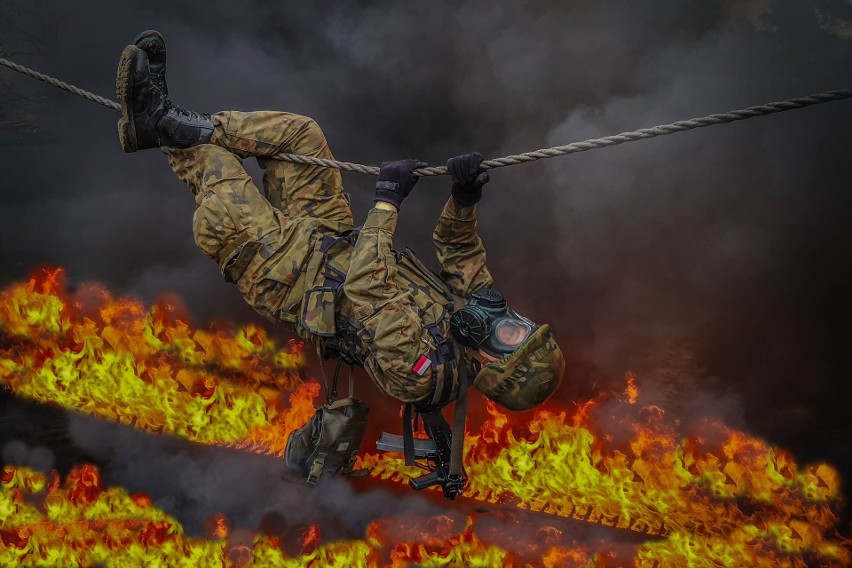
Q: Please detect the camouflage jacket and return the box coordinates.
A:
[289,197,493,407]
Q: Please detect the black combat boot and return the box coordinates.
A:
[133,30,167,95]
[116,44,213,153]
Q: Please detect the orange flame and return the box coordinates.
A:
[358,395,850,565]
[206,512,230,540]
[1,269,850,566]
[1,464,604,566]
[0,269,314,456]
[300,523,322,553]
[624,370,639,404]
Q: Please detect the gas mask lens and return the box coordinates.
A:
[493,318,532,348]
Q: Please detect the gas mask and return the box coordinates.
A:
[449,288,537,359]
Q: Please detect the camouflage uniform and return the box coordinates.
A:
[167,111,492,407]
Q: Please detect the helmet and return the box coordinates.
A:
[470,324,564,411]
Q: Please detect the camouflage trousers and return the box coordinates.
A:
[166,111,354,324]
[167,111,447,405]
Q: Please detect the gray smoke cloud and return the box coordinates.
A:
[1,0,851,535]
[63,409,646,553]
[65,411,449,538]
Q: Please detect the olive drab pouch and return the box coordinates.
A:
[284,398,371,485]
[296,230,356,341]
[300,287,338,337]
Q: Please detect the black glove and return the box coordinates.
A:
[447,152,489,206]
[374,159,427,210]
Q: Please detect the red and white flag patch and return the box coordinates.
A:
[412,355,432,376]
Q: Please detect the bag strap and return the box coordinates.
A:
[402,402,416,466]
[449,363,469,480]
[330,358,342,402]
[317,343,356,405]
[315,343,331,404]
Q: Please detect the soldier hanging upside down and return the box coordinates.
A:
[116,31,565,496]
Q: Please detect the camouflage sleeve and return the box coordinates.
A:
[432,197,494,298]
[343,207,434,404]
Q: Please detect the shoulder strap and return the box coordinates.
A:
[425,322,456,408]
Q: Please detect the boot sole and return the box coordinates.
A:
[133,30,166,65]
[116,44,139,153]
[132,29,165,50]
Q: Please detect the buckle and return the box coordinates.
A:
[306,455,325,485]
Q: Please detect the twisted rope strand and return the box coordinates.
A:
[0,57,121,111]
[2,57,850,177]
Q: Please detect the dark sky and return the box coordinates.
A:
[1,0,851,538]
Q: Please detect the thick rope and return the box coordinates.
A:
[2,56,851,177]
[0,57,121,111]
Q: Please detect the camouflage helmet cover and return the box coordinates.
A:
[470,324,565,411]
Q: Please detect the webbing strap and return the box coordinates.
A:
[315,343,331,404]
[426,323,455,407]
[375,180,398,191]
[330,358,342,402]
[317,343,352,405]
[449,364,469,479]
[318,228,358,292]
[320,227,360,254]
[402,403,415,466]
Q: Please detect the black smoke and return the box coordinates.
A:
[1,0,851,537]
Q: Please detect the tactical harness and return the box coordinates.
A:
[286,228,468,491]
[307,229,459,410]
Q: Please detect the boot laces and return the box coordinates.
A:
[163,96,208,122]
